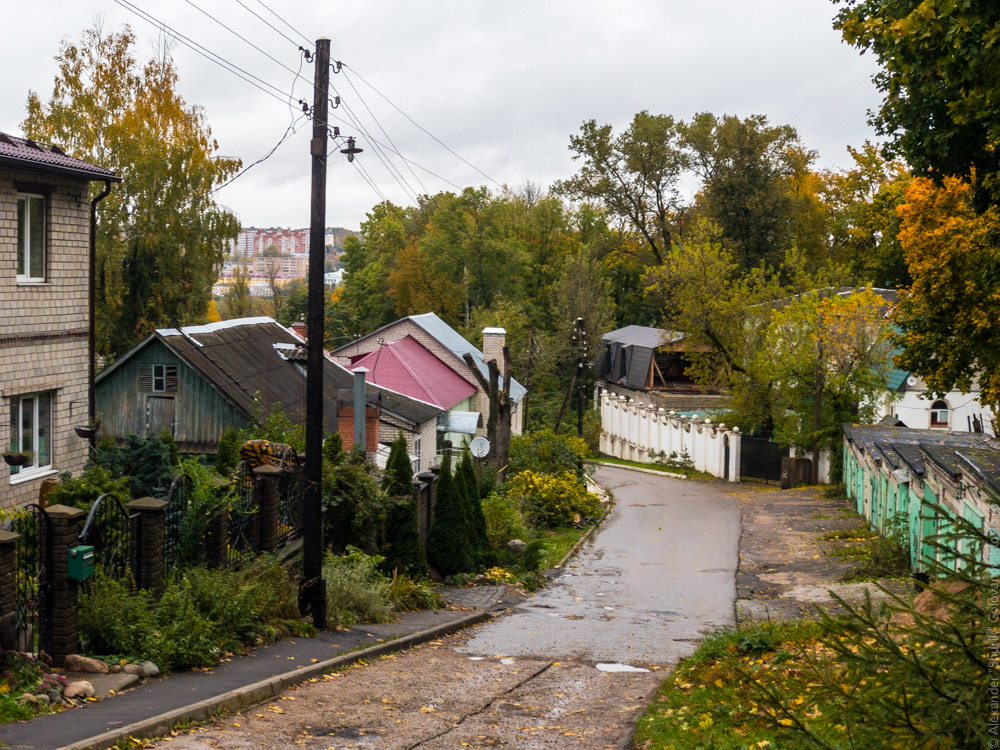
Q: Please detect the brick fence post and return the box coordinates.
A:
[127,497,167,597]
[44,504,86,667]
[204,477,231,568]
[254,465,281,555]
[0,530,18,651]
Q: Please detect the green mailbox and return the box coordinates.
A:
[67,545,95,581]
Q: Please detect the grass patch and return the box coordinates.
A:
[636,620,843,750]
[538,526,588,568]
[820,527,877,541]
[589,455,712,479]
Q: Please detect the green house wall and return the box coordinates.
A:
[96,338,251,453]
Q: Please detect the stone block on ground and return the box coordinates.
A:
[64,654,108,674]
[64,681,95,700]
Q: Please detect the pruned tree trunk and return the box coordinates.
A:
[463,347,514,479]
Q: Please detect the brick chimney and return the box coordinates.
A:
[482,327,506,377]
[290,318,307,341]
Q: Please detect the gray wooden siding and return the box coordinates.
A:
[96,339,251,452]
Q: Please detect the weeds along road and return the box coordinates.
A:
[159,467,740,749]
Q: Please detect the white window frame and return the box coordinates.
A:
[930,399,950,428]
[16,192,46,283]
[151,364,167,393]
[9,391,53,480]
[413,436,422,474]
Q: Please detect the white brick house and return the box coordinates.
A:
[0,132,118,509]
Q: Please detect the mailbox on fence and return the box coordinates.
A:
[67,545,95,581]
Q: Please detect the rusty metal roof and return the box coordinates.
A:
[0,131,119,181]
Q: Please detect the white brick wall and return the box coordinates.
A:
[0,168,91,509]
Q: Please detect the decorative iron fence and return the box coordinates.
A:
[228,461,258,565]
[277,447,303,546]
[164,473,194,569]
[4,504,52,655]
[739,436,789,485]
[78,493,137,587]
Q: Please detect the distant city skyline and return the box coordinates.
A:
[2,2,883,230]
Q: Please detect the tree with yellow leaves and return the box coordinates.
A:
[893,175,1000,418]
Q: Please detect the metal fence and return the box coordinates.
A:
[78,493,138,588]
[164,473,194,569]
[228,461,258,566]
[739,436,789,485]
[277,447,303,546]
[4,504,52,655]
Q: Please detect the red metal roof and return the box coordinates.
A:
[0,131,119,181]
[350,335,477,409]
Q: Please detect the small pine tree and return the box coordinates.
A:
[382,498,428,578]
[426,452,475,576]
[382,433,414,497]
[215,429,241,476]
[160,429,180,468]
[457,450,488,554]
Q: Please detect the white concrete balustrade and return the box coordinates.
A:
[598,391,741,481]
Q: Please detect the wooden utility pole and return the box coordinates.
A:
[302,37,330,629]
[577,318,588,438]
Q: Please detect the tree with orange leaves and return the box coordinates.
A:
[893,176,1000,417]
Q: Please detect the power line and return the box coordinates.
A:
[112,0,295,108]
[212,114,308,194]
[232,0,304,50]
[182,0,310,88]
[340,70,427,194]
[254,0,313,48]
[342,64,502,189]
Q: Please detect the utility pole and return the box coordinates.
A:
[554,317,584,434]
[302,37,330,629]
[576,317,588,439]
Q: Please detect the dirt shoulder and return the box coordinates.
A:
[736,484,909,624]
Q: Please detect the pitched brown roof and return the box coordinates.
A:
[0,131,119,182]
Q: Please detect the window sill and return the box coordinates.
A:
[15,281,50,287]
[10,468,58,486]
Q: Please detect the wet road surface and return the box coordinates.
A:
[460,466,741,666]
[155,467,741,749]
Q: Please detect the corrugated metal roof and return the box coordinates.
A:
[0,131,119,181]
[349,335,476,409]
[100,317,440,428]
[407,313,527,403]
[601,325,682,348]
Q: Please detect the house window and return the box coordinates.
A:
[16,193,45,282]
[9,392,52,477]
[140,364,177,392]
[930,400,950,428]
[413,436,422,474]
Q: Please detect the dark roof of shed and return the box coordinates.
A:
[0,132,119,182]
[844,423,999,484]
[98,317,440,427]
[601,325,683,349]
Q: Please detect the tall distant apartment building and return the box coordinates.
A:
[232,226,357,258]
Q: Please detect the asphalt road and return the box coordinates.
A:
[459,466,741,666]
[156,467,742,749]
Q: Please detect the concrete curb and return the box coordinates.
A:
[60,611,494,750]
[585,460,687,480]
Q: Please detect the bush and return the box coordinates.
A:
[381,497,428,578]
[215,429,241,476]
[175,458,231,566]
[426,453,476,576]
[509,429,589,476]
[382,433,414,497]
[323,548,395,627]
[79,557,301,672]
[503,470,602,528]
[481,490,532,550]
[387,570,443,612]
[456,450,488,555]
[44,465,130,509]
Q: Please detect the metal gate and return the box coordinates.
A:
[228,461,258,565]
[79,494,138,588]
[277,447,303,546]
[4,504,52,655]
[164,472,193,568]
[739,436,788,485]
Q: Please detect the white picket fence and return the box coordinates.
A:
[598,391,741,481]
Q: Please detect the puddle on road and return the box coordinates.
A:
[596,663,650,673]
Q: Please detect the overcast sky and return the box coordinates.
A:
[1,1,882,231]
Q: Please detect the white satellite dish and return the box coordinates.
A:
[469,436,490,458]
[906,376,918,387]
